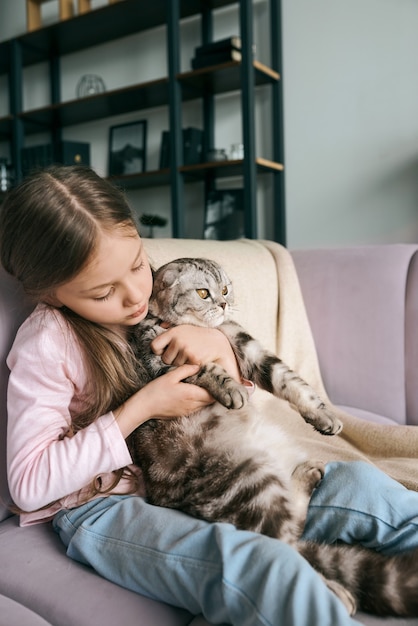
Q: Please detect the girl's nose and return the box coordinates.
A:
[123,281,142,305]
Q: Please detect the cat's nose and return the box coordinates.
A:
[220,302,226,310]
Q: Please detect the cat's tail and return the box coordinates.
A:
[298,541,418,617]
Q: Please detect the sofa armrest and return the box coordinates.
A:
[0,267,33,521]
[291,245,418,425]
[405,250,418,425]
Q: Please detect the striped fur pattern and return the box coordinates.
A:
[127,258,418,617]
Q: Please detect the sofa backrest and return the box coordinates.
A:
[0,267,34,520]
[0,238,280,520]
[292,245,418,426]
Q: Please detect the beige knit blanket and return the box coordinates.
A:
[261,240,418,491]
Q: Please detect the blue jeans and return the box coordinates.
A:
[53,461,418,626]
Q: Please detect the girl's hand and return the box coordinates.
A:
[114,363,213,438]
[151,325,241,381]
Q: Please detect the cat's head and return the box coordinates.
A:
[149,258,234,327]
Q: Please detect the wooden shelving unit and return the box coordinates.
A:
[0,0,285,242]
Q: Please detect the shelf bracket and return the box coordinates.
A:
[167,0,185,238]
[201,5,215,157]
[270,0,286,245]
[240,0,258,239]
[9,40,24,182]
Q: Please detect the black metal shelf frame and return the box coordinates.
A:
[1,0,285,243]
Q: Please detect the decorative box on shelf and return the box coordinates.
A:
[26,0,125,32]
[190,35,255,70]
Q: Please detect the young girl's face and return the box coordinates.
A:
[51,229,153,331]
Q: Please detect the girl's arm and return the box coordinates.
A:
[116,324,243,439]
[114,363,213,438]
[7,312,216,511]
[7,317,132,512]
[151,325,241,381]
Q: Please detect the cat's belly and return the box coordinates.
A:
[185,401,307,482]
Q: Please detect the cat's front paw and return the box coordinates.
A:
[224,386,248,410]
[302,403,343,436]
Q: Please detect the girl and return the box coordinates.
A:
[1,165,418,626]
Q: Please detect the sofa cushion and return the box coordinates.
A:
[0,594,53,626]
[0,516,194,626]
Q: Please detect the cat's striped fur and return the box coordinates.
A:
[127,257,418,617]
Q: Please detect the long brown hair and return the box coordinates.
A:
[0,166,143,497]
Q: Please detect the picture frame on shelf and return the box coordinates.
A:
[203,189,244,240]
[108,120,147,176]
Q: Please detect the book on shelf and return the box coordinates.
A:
[159,128,204,169]
[183,127,204,165]
[21,144,52,177]
[21,141,90,177]
[191,48,242,71]
[159,131,170,169]
[194,36,241,58]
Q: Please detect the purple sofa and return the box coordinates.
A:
[1,238,417,626]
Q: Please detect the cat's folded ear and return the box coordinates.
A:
[154,265,181,289]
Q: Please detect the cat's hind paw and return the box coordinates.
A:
[292,460,325,494]
[301,403,343,436]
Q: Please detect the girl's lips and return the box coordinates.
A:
[129,304,147,319]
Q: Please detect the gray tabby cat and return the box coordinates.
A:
[127,257,418,618]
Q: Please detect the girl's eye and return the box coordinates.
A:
[133,261,145,272]
[196,288,209,299]
[94,288,114,302]
[222,286,228,296]
[94,294,110,302]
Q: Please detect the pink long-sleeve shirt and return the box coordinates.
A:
[7,304,145,526]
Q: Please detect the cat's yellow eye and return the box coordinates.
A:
[196,288,209,299]
[222,286,228,296]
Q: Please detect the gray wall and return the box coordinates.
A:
[282,0,418,247]
[1,0,418,247]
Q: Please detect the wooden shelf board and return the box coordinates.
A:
[20,78,169,132]
[0,0,238,73]
[108,159,283,192]
[253,60,280,81]
[179,60,279,96]
[19,59,279,133]
[180,159,284,179]
[255,157,284,172]
[108,169,171,190]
